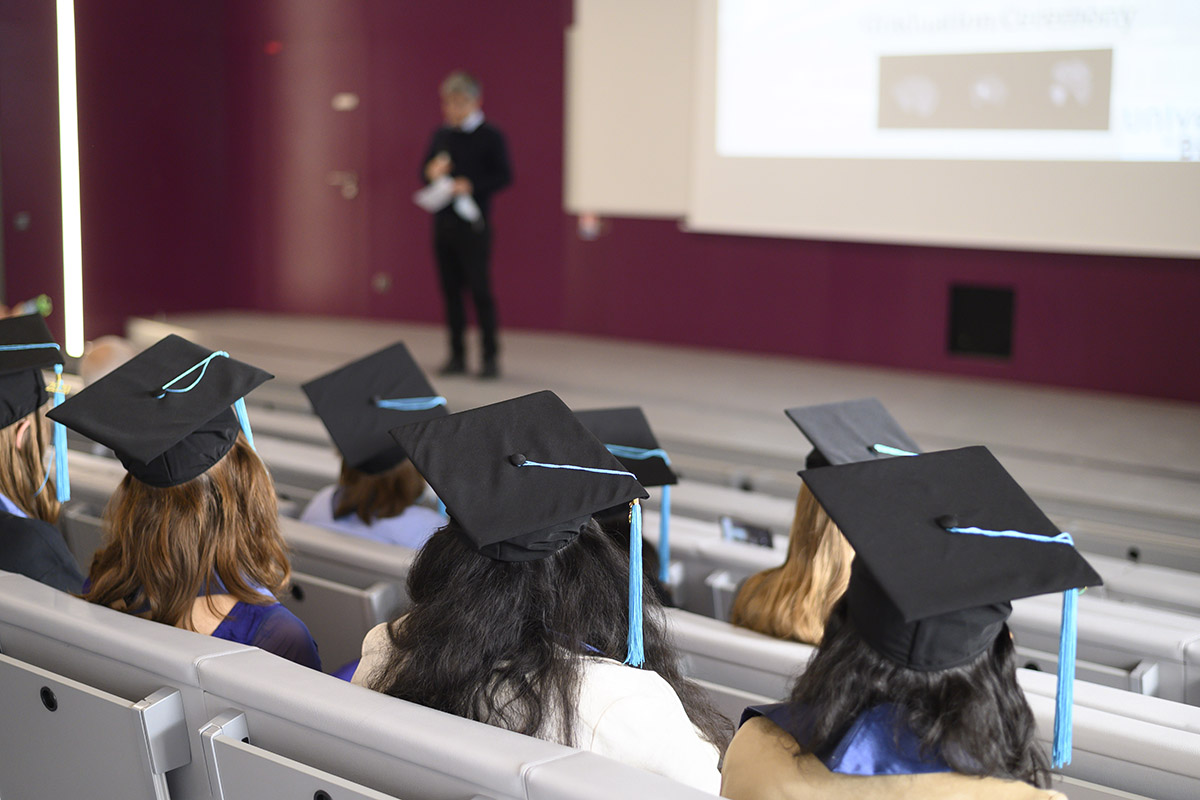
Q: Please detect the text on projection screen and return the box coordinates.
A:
[717,0,1200,162]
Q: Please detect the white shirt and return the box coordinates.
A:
[299,486,444,549]
[353,623,721,793]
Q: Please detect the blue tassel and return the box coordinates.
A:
[657,485,671,583]
[233,396,256,451]
[624,499,645,667]
[1053,587,1079,768]
[52,365,70,503]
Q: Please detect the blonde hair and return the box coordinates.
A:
[0,407,59,524]
[84,435,291,632]
[333,458,426,524]
[730,484,853,644]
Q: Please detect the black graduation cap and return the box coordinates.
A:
[573,407,677,487]
[48,335,272,488]
[801,446,1100,667]
[801,445,1101,766]
[0,314,64,429]
[302,342,447,474]
[785,398,921,469]
[390,390,648,562]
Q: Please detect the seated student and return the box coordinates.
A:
[300,342,445,548]
[48,335,321,670]
[353,391,730,792]
[721,447,1102,800]
[0,315,84,592]
[731,398,921,643]
[575,406,677,606]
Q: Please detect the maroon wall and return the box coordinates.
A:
[3,1,1197,401]
[0,2,64,339]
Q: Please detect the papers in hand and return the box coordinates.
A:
[413,177,483,225]
[414,176,455,213]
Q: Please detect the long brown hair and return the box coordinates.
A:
[85,435,292,631]
[730,483,853,644]
[334,458,425,524]
[0,408,60,524]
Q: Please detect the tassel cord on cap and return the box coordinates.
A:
[870,443,918,457]
[946,525,1079,767]
[603,444,674,585]
[153,350,258,452]
[625,498,645,667]
[374,396,447,411]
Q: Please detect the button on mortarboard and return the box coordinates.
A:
[390,390,648,562]
[785,398,920,469]
[573,406,678,488]
[302,342,447,474]
[47,335,272,487]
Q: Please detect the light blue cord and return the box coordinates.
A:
[155,350,229,398]
[517,460,636,478]
[0,343,61,352]
[232,397,256,452]
[374,396,447,411]
[870,443,918,457]
[947,524,1078,767]
[603,444,674,583]
[52,364,69,502]
[625,499,645,667]
[153,350,257,452]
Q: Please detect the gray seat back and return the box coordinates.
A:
[0,654,189,800]
[281,571,403,674]
[196,648,717,800]
[200,710,404,800]
[0,572,256,800]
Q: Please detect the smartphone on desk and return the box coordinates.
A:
[719,516,774,548]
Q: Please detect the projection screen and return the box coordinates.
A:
[687,0,1200,256]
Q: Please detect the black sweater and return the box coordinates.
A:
[422,121,513,220]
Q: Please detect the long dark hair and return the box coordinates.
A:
[789,600,1050,787]
[369,518,732,752]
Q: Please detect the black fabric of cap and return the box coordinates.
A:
[47,334,272,487]
[390,390,648,562]
[786,398,921,469]
[801,446,1102,670]
[303,341,446,474]
[574,406,678,487]
[0,314,63,429]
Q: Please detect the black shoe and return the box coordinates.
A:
[439,356,466,376]
[479,359,500,379]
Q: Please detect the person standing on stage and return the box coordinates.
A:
[422,71,512,379]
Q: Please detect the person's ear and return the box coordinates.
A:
[13,416,33,449]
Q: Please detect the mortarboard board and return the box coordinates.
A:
[303,342,447,474]
[391,390,652,665]
[785,398,921,469]
[801,445,1102,767]
[0,314,70,502]
[48,335,272,488]
[575,406,677,585]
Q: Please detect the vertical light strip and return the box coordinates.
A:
[56,0,84,357]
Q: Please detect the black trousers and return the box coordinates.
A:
[433,214,497,361]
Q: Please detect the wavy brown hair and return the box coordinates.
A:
[334,458,425,524]
[0,408,60,524]
[730,484,853,644]
[84,435,291,631]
